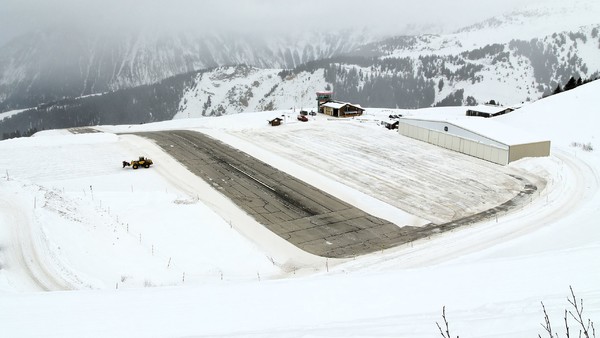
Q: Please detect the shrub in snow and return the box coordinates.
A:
[570,142,594,152]
[437,287,596,338]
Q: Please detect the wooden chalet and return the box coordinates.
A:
[466,105,514,118]
[320,101,364,118]
[268,117,283,126]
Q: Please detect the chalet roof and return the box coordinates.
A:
[322,102,345,109]
[321,101,364,110]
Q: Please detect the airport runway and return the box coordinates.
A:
[137,130,428,258]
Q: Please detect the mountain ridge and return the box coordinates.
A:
[0,27,376,112]
[1,1,600,137]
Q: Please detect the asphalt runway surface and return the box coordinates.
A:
[137,130,433,258]
[135,130,538,258]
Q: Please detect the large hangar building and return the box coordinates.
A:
[397,117,550,165]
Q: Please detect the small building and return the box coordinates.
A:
[268,117,283,126]
[383,120,399,130]
[397,117,550,165]
[320,102,365,118]
[466,105,514,118]
[316,91,334,109]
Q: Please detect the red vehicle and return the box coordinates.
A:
[297,115,308,122]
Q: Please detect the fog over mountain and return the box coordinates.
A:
[0,0,542,47]
[1,0,599,138]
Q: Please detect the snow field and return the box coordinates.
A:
[0,133,287,291]
[0,81,599,337]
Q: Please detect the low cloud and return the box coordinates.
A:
[0,0,545,46]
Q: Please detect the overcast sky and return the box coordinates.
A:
[0,0,545,46]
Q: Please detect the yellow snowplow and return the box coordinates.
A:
[123,156,153,169]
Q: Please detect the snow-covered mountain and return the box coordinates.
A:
[0,26,374,112]
[175,65,328,118]
[174,24,600,118]
[1,0,600,135]
[2,0,600,114]
[2,25,599,137]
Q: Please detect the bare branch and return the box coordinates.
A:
[567,286,593,338]
[436,306,457,338]
[437,321,447,338]
[540,302,555,338]
[565,309,570,338]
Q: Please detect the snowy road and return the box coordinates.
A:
[0,187,72,291]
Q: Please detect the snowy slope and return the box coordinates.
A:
[497,80,600,147]
[175,65,328,118]
[172,24,600,117]
[0,26,372,111]
[380,0,600,58]
[0,81,599,337]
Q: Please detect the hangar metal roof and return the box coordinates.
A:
[400,116,549,146]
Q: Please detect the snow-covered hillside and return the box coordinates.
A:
[371,0,600,58]
[2,0,600,115]
[0,79,599,337]
[175,65,328,118]
[0,27,373,111]
[172,21,600,117]
[175,4,600,117]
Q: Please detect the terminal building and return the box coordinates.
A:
[316,91,364,118]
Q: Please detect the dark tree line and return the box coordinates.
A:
[433,89,473,107]
[285,53,484,109]
[0,70,198,139]
[315,28,597,109]
[547,74,599,98]
[509,30,595,95]
[461,43,505,60]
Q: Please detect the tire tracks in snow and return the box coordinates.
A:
[335,149,598,270]
[1,194,72,292]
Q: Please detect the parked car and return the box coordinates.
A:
[297,115,308,122]
[309,110,316,116]
[299,110,308,116]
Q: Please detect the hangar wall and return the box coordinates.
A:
[509,141,551,163]
[398,122,510,165]
[398,118,506,148]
